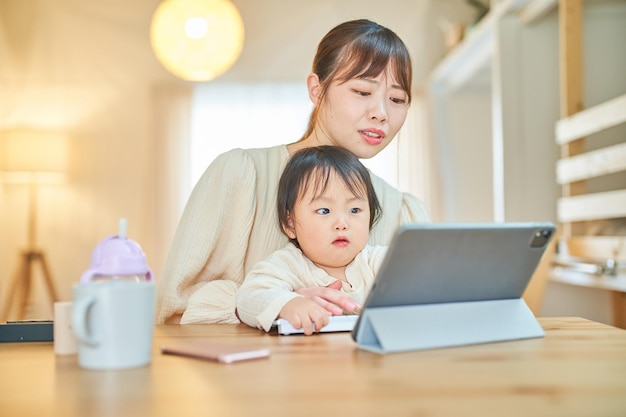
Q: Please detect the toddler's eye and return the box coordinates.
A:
[316,208,330,215]
[349,208,362,214]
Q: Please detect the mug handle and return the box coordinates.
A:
[72,295,100,346]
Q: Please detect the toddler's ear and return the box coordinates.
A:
[282,215,297,239]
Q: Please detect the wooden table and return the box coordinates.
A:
[1,317,625,417]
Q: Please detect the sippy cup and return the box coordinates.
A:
[80,218,153,283]
[72,218,155,370]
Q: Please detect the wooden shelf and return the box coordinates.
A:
[558,189,626,223]
[556,93,626,144]
[557,142,626,183]
[551,0,626,328]
[566,236,626,261]
[550,267,626,292]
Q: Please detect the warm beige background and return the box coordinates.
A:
[0,0,476,319]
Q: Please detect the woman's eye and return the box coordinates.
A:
[390,97,407,105]
[352,89,370,97]
[316,208,330,215]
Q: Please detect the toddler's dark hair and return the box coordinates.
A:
[277,146,382,245]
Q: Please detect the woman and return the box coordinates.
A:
[156,19,430,324]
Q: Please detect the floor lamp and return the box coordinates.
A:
[0,129,67,321]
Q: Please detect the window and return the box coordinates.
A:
[190,82,400,188]
[190,82,311,186]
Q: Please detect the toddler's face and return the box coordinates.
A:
[285,172,370,277]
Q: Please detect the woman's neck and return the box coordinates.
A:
[286,131,329,155]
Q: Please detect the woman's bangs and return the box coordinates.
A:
[335,38,411,100]
[335,42,386,82]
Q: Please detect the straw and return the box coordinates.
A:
[118,218,128,239]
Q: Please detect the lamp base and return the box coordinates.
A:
[1,250,59,322]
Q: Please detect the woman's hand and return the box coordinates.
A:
[295,280,361,316]
[279,298,330,335]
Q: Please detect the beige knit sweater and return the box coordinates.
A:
[155,145,430,324]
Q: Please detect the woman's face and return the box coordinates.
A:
[310,67,409,159]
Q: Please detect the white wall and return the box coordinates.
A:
[434,84,494,222]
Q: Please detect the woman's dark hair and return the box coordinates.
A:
[301,19,413,140]
[277,146,382,245]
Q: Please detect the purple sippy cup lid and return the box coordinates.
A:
[80,218,153,283]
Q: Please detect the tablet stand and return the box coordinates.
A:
[354,298,544,354]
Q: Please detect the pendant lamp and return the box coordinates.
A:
[150,0,245,81]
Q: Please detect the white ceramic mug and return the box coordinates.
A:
[72,281,155,370]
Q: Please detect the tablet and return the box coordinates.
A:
[351,222,555,344]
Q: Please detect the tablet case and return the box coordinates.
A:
[352,222,555,354]
[161,342,270,363]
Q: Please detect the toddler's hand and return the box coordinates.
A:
[279,297,330,336]
[295,280,361,315]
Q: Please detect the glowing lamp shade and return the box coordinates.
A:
[150,0,245,81]
[0,129,68,184]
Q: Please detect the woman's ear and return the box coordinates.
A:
[306,73,322,105]
[282,214,297,240]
